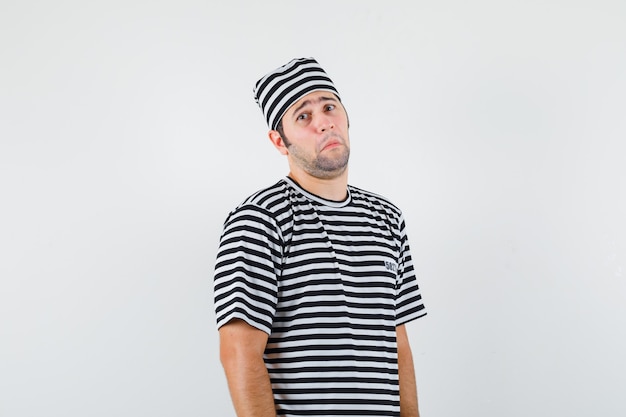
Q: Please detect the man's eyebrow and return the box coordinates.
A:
[291,95,338,118]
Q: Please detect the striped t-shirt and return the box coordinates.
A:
[214,177,426,417]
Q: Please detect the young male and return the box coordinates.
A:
[214,57,427,417]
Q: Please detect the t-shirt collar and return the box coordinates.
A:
[284,176,351,207]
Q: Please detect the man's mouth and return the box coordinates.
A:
[322,141,340,151]
[320,135,342,152]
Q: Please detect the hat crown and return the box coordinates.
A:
[253,57,340,130]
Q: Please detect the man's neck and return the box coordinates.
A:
[287,169,349,202]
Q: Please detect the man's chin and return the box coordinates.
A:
[316,161,349,179]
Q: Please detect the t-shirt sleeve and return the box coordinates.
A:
[395,213,427,326]
[213,204,282,335]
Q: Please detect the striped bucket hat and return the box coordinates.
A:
[253,57,341,130]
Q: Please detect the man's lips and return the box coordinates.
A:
[320,136,342,151]
[322,141,340,151]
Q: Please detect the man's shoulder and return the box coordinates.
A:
[228,179,292,218]
[348,184,402,216]
[220,179,291,230]
[241,179,288,205]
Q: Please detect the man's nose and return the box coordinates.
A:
[317,115,334,132]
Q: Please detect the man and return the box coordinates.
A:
[214,57,427,417]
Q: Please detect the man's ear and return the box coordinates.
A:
[268,130,289,155]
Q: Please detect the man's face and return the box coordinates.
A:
[279,90,350,180]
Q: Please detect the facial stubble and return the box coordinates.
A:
[283,133,350,179]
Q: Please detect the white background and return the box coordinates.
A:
[1,1,625,416]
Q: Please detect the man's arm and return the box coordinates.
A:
[219,319,276,417]
[397,324,420,417]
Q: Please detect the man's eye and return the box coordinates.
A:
[325,104,335,111]
[297,113,309,121]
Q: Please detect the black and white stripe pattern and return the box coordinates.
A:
[253,57,341,130]
[214,178,426,417]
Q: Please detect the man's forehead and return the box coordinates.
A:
[287,91,339,115]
